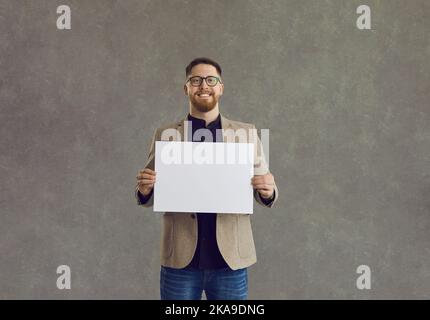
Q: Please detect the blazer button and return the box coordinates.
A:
[191,214,196,219]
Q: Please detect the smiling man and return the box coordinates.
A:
[135,57,278,300]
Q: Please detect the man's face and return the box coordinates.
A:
[184,64,224,113]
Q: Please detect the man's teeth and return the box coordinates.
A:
[198,94,210,97]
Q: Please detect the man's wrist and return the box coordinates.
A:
[261,190,274,200]
[260,190,275,204]
[137,188,153,204]
[138,188,151,197]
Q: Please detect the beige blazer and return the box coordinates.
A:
[135,114,278,270]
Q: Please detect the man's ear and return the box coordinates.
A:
[183,84,188,96]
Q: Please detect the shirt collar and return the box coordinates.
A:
[187,113,221,129]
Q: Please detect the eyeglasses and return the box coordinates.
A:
[186,76,222,87]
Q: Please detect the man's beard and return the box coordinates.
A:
[190,93,219,113]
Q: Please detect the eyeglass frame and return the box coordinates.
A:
[185,75,223,87]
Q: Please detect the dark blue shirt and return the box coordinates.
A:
[184,113,230,269]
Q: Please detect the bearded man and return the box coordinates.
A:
[135,57,278,300]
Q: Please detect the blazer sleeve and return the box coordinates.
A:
[135,128,158,207]
[251,124,279,208]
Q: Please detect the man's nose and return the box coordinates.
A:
[200,78,209,89]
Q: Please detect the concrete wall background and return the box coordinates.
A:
[0,0,429,299]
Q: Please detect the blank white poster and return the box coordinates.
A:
[154,141,254,214]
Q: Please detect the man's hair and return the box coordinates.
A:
[185,57,222,78]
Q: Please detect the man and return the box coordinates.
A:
[135,57,278,300]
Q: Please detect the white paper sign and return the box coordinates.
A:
[154,141,254,214]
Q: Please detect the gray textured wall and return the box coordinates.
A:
[1,0,429,299]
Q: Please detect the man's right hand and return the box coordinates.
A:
[136,168,156,196]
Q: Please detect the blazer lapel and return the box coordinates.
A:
[176,117,187,142]
[220,114,233,142]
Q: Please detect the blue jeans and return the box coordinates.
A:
[160,266,248,300]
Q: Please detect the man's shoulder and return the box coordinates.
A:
[154,118,184,132]
[224,117,256,130]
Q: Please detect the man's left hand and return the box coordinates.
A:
[251,173,275,200]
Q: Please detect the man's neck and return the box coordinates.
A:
[189,104,220,126]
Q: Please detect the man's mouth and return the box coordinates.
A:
[197,93,212,97]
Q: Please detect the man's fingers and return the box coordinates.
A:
[252,184,272,190]
[251,176,273,184]
[138,168,156,175]
[251,180,274,186]
[138,180,155,185]
[137,173,156,180]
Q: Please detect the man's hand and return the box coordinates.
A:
[137,168,156,196]
[251,173,275,200]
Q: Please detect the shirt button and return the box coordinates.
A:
[191,214,196,219]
